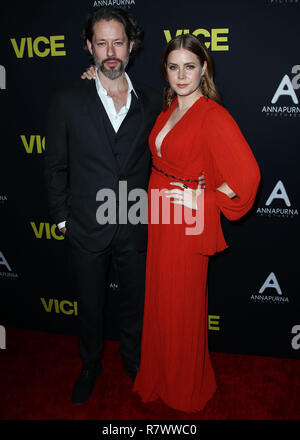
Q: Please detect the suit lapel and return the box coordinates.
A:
[84,81,119,175]
[120,85,147,173]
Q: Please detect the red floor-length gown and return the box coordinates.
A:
[133,96,260,412]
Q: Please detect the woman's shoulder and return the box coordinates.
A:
[202,98,235,125]
[203,97,227,113]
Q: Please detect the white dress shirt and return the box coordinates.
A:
[57,72,137,231]
[95,70,138,132]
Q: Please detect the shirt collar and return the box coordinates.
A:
[95,69,138,99]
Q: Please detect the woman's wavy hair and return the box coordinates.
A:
[81,6,142,54]
[161,33,222,109]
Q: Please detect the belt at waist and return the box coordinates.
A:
[152,164,199,183]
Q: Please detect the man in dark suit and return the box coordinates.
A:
[44,6,161,404]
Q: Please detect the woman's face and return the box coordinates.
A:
[166,48,206,99]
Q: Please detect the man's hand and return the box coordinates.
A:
[60,227,67,236]
[81,65,96,80]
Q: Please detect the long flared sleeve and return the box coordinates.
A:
[186,102,261,256]
[203,105,261,221]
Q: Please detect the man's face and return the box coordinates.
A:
[87,19,133,80]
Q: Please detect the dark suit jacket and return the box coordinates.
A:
[44,79,162,252]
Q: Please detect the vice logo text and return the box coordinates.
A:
[164,28,229,51]
[11,36,66,58]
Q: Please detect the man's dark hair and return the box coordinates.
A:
[82,6,142,53]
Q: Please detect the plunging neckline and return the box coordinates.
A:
[155,96,204,158]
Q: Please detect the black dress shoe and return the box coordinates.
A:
[123,362,139,382]
[72,363,102,404]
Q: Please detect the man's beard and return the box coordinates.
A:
[93,52,130,80]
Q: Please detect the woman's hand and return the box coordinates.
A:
[165,172,205,210]
[81,65,97,80]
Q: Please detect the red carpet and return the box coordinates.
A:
[0,327,299,420]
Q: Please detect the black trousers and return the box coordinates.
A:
[67,225,146,369]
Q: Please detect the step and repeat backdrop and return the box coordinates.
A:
[0,0,299,359]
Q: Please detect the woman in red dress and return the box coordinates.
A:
[133,34,261,412]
